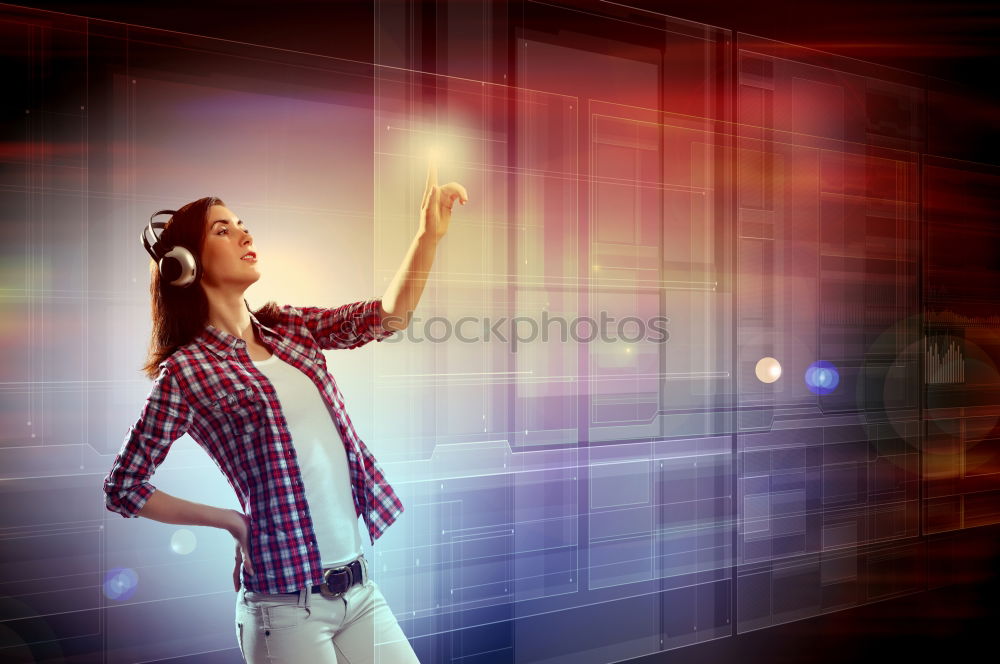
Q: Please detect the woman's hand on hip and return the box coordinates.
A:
[224,508,255,590]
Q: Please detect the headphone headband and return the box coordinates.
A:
[141,209,179,261]
[140,208,200,288]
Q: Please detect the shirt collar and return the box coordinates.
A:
[196,309,279,360]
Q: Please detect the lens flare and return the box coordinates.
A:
[103,567,139,601]
[170,528,197,555]
[755,357,783,383]
[805,360,840,395]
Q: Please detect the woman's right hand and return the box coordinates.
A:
[225,508,255,591]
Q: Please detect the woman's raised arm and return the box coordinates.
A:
[379,155,468,331]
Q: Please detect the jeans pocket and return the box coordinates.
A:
[262,603,310,632]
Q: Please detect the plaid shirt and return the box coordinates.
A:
[103,298,404,594]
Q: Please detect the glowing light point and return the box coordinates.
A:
[170,528,197,555]
[805,360,840,395]
[755,357,782,383]
[103,567,139,601]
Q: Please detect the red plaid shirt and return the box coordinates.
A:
[103,298,404,594]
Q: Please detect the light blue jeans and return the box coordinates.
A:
[235,557,420,663]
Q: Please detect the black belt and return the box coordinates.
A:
[317,557,365,599]
[270,557,366,599]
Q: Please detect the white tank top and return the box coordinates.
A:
[250,352,363,567]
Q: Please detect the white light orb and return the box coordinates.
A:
[755,357,782,384]
[170,528,197,555]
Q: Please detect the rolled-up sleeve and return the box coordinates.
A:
[284,298,397,350]
[103,362,193,518]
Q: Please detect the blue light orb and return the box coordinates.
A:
[103,567,139,601]
[805,360,840,395]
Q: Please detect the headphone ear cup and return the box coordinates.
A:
[160,245,201,288]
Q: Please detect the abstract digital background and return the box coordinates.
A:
[1,1,998,662]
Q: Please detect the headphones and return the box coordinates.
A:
[141,209,202,288]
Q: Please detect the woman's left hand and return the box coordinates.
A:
[419,156,468,241]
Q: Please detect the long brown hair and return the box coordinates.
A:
[140,196,282,379]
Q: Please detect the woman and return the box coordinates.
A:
[103,160,467,663]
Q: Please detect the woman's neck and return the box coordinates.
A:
[206,294,253,341]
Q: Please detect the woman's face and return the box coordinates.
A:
[199,204,260,290]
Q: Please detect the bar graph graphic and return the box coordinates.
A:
[925,334,965,384]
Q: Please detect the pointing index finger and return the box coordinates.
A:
[427,152,438,191]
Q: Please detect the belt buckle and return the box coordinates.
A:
[320,564,353,600]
